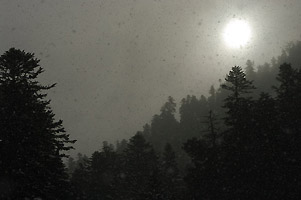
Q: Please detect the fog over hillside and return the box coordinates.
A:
[1,0,301,155]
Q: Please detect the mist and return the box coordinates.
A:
[1,0,301,156]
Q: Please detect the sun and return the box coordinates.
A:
[223,19,251,48]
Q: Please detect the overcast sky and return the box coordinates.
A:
[1,0,301,155]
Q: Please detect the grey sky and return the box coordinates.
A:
[1,0,301,155]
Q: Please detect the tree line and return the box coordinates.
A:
[1,41,301,199]
[68,63,301,200]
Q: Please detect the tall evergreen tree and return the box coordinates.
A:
[150,96,179,152]
[70,158,91,200]
[0,48,75,199]
[179,95,208,140]
[203,110,220,148]
[118,133,162,200]
[220,66,256,199]
[67,156,77,175]
[274,63,301,133]
[273,63,301,198]
[221,66,255,136]
[116,139,128,154]
[208,85,217,109]
[245,60,256,81]
[183,136,223,200]
[161,143,181,200]
[183,110,224,199]
[89,143,119,200]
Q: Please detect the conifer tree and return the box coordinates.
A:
[161,143,180,200]
[70,159,91,200]
[221,66,255,136]
[274,63,301,132]
[208,85,217,109]
[118,133,161,200]
[179,95,208,140]
[245,60,256,81]
[150,96,179,152]
[0,48,75,199]
[203,110,220,148]
[273,63,301,198]
[183,110,223,199]
[220,66,256,199]
[116,139,128,154]
[89,143,119,200]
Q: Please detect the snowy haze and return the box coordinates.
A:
[1,0,301,155]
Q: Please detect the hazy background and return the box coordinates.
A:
[1,0,301,155]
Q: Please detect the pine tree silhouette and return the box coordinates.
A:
[0,48,75,199]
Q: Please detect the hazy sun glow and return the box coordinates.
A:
[223,19,251,48]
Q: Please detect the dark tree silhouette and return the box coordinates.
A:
[0,48,75,199]
[116,139,128,154]
[89,143,119,200]
[272,63,301,198]
[118,133,162,200]
[70,159,90,200]
[183,110,223,199]
[220,66,257,199]
[160,143,181,200]
[203,110,220,148]
[274,63,301,133]
[179,95,208,140]
[150,96,179,152]
[245,60,256,81]
[208,85,217,109]
[61,41,301,200]
[183,136,223,200]
[221,65,255,137]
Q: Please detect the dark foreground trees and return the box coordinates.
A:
[183,64,301,199]
[69,133,187,200]
[2,45,301,199]
[65,63,301,199]
[0,48,75,199]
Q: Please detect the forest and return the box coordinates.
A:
[1,41,301,199]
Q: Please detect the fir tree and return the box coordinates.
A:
[118,133,161,200]
[89,143,119,200]
[220,66,256,199]
[274,63,301,133]
[0,48,75,199]
[245,60,256,81]
[221,66,255,136]
[208,85,217,109]
[161,143,180,200]
[70,159,90,200]
[203,110,220,148]
[273,63,301,198]
[150,96,179,152]
[179,95,208,140]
